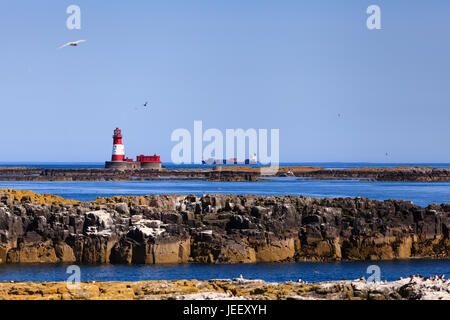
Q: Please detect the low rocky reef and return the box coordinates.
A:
[0,189,448,264]
[0,275,448,300]
[293,167,450,182]
[1,166,450,182]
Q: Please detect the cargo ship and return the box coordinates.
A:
[202,153,258,165]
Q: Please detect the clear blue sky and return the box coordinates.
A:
[1,0,449,162]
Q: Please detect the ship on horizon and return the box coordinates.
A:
[202,153,258,165]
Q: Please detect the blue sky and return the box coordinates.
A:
[0,0,449,162]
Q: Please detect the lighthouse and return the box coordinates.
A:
[105,127,162,170]
[111,128,125,161]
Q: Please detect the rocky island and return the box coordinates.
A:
[0,189,448,264]
[1,166,450,182]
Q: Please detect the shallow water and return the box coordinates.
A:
[0,260,448,283]
[0,179,449,207]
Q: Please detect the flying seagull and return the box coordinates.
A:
[58,40,87,49]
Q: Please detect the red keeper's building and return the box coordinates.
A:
[105,128,162,170]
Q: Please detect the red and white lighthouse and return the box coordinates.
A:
[111,127,125,161]
[105,127,161,170]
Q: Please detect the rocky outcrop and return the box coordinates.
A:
[0,190,448,264]
[1,166,450,182]
[0,275,448,300]
[290,166,450,182]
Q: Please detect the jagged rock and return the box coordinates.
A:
[0,190,448,264]
[161,212,182,224]
[114,203,129,215]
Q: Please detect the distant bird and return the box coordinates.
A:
[313,270,320,274]
[239,274,244,279]
[134,101,150,111]
[337,113,343,118]
[385,152,389,156]
[58,40,87,49]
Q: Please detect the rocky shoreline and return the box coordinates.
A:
[0,189,448,264]
[0,275,448,300]
[1,166,450,182]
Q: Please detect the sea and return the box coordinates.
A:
[0,260,448,283]
[0,162,448,282]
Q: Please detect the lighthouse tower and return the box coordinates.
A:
[111,128,125,161]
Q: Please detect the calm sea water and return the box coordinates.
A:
[0,179,449,207]
[0,260,448,283]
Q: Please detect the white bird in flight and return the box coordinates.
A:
[58,40,87,49]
